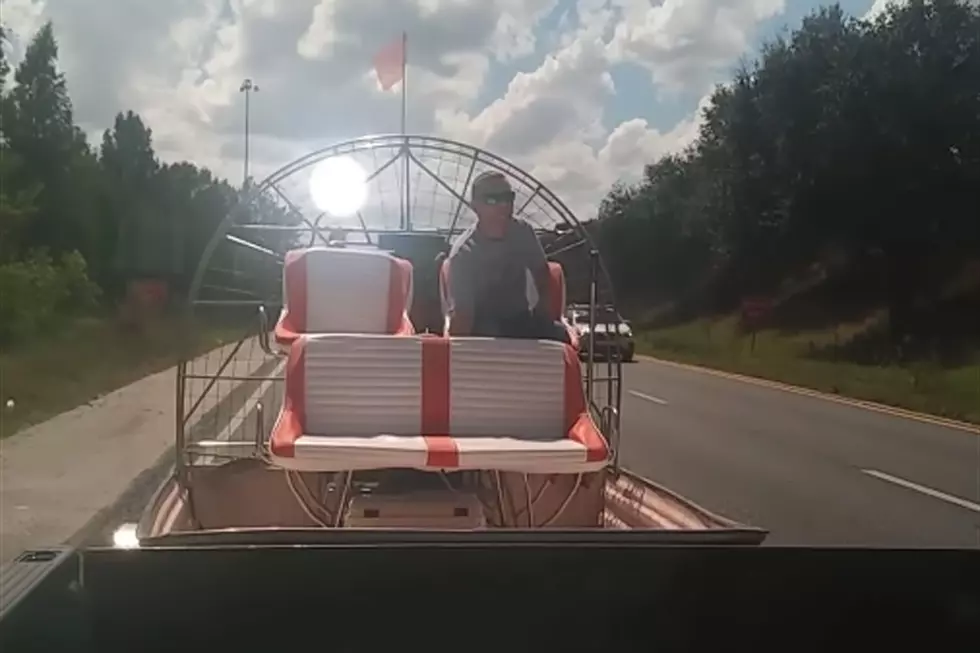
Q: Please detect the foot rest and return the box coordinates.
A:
[343,491,486,529]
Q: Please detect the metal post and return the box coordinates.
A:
[400,32,411,231]
[237,78,258,279]
[175,362,187,486]
[244,89,250,184]
[239,79,259,187]
[586,249,598,405]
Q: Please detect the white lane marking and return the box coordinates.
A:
[862,469,980,514]
[628,390,668,405]
[200,360,285,465]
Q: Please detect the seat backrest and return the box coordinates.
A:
[543,262,567,321]
[439,260,567,323]
[377,232,449,333]
[291,335,582,440]
[447,337,572,439]
[282,247,413,334]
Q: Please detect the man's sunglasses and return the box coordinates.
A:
[475,191,515,206]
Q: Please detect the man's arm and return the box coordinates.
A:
[520,222,552,317]
[447,253,475,336]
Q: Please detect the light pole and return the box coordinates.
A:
[239,78,259,187]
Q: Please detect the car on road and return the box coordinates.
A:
[566,304,635,362]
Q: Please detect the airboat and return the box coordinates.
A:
[125,134,765,543]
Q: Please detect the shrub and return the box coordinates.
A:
[0,249,101,344]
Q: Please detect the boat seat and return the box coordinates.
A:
[439,259,578,346]
[268,334,607,473]
[274,247,414,348]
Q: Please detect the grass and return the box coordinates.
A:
[636,315,980,425]
[0,315,240,438]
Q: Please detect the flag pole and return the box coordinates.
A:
[401,30,411,230]
[400,30,407,136]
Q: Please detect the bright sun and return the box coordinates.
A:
[308,156,368,218]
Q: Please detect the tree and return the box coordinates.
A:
[597,0,980,343]
[100,111,159,183]
[100,110,163,284]
[0,25,42,263]
[0,147,42,262]
[0,24,10,97]
[4,21,90,255]
[0,21,273,343]
[6,22,77,177]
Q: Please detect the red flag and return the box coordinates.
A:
[373,36,405,91]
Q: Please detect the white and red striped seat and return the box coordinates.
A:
[274,247,414,347]
[268,334,608,473]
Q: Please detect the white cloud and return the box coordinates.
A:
[607,0,784,93]
[440,30,614,154]
[0,0,47,55]
[2,0,783,221]
[862,0,980,21]
[864,0,903,20]
[521,92,710,220]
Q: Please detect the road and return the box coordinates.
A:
[619,357,980,547]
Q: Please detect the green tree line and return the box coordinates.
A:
[0,22,294,345]
[597,0,980,354]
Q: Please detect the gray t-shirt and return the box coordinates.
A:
[446,219,548,321]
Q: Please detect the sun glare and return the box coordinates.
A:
[112,523,140,550]
[308,155,369,218]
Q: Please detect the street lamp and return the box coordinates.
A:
[239,78,259,187]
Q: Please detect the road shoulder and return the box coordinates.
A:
[0,339,270,563]
[637,354,980,435]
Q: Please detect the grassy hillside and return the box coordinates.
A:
[638,316,980,425]
[635,277,980,426]
[0,316,239,437]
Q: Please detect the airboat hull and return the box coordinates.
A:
[134,460,765,545]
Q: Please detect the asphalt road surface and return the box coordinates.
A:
[619,357,980,547]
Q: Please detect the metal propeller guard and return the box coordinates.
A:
[178,133,625,478]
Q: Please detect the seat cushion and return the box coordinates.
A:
[275,247,414,346]
[269,334,608,473]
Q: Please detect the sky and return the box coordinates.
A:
[1,0,904,222]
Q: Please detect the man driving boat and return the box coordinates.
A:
[445,171,570,343]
